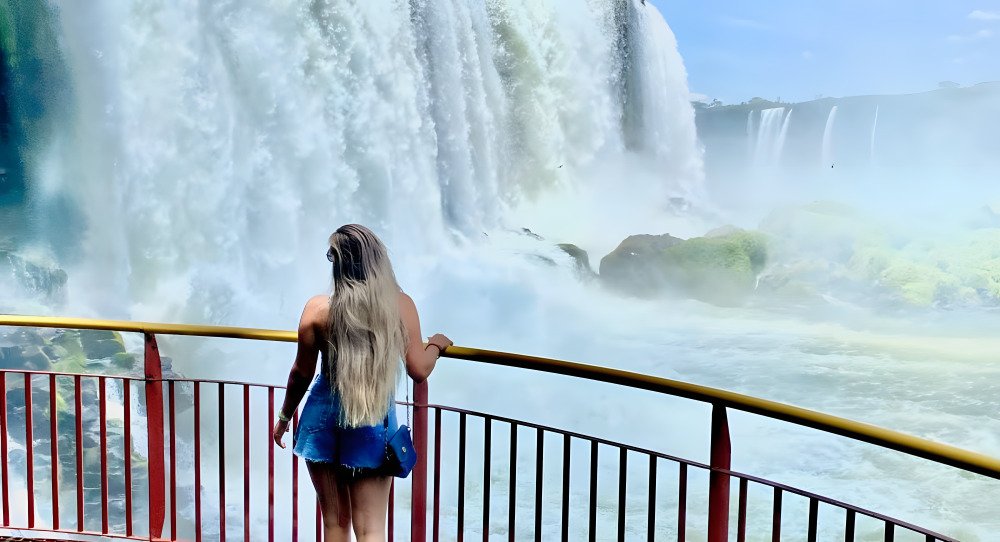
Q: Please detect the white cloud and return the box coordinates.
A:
[689,92,711,104]
[947,29,994,42]
[721,17,769,30]
[969,10,1000,21]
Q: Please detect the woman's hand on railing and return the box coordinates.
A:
[426,333,453,354]
[273,419,290,449]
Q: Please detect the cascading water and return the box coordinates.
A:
[4,0,1000,540]
[751,107,788,166]
[775,108,792,163]
[820,104,838,168]
[870,104,879,162]
[25,0,702,325]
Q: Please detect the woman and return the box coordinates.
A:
[272,224,452,542]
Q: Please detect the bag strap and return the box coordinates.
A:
[384,375,412,437]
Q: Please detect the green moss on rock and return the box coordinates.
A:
[600,230,768,305]
[80,330,126,360]
[656,231,768,304]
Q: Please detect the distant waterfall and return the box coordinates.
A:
[752,107,789,166]
[821,105,838,168]
[870,105,879,162]
[776,108,793,163]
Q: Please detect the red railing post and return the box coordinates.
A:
[144,333,167,539]
[411,378,429,542]
[707,404,731,542]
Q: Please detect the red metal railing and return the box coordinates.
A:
[0,317,995,541]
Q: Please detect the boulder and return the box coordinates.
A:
[0,248,68,304]
[598,234,684,295]
[600,230,768,304]
[557,243,597,278]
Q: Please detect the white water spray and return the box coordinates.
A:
[41,0,701,326]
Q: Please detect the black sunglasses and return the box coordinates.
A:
[327,247,335,262]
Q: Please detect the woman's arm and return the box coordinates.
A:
[399,292,451,382]
[273,295,326,449]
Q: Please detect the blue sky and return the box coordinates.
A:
[651,0,1000,103]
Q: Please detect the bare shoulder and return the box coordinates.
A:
[301,295,329,329]
[398,291,415,309]
[398,291,418,320]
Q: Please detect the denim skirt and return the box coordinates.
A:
[292,375,398,474]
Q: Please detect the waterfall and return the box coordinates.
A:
[870,105,879,163]
[751,107,787,166]
[821,105,838,168]
[775,108,792,163]
[19,0,702,324]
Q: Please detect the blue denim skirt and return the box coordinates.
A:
[293,375,398,474]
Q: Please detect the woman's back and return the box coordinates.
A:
[272,224,451,542]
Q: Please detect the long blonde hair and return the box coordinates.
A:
[325,224,407,427]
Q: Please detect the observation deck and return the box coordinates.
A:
[0,315,997,541]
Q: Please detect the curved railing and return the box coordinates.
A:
[0,314,996,541]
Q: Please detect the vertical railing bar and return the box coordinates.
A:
[124,378,133,536]
[169,381,177,540]
[457,412,466,542]
[219,383,226,542]
[267,386,275,542]
[388,478,395,541]
[433,408,442,542]
[534,429,543,542]
[143,332,167,540]
[483,416,492,542]
[98,375,107,534]
[561,434,570,542]
[771,487,782,542]
[677,463,687,542]
[194,381,202,542]
[646,455,656,542]
[74,375,82,532]
[617,447,627,542]
[49,373,59,530]
[243,384,250,542]
[292,410,299,542]
[807,498,818,542]
[315,500,321,542]
[25,373,35,529]
[708,405,731,542]
[884,521,895,542]
[509,421,517,542]
[588,441,597,542]
[412,379,429,542]
[0,373,8,527]
[737,478,748,542]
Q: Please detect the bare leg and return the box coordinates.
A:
[349,475,393,542]
[307,462,352,541]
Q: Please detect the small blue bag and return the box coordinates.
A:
[385,424,417,478]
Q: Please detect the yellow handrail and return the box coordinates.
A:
[3,313,1000,480]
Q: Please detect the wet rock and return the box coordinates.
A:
[600,231,768,305]
[0,248,68,305]
[598,233,685,295]
[557,243,596,278]
[80,330,127,360]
